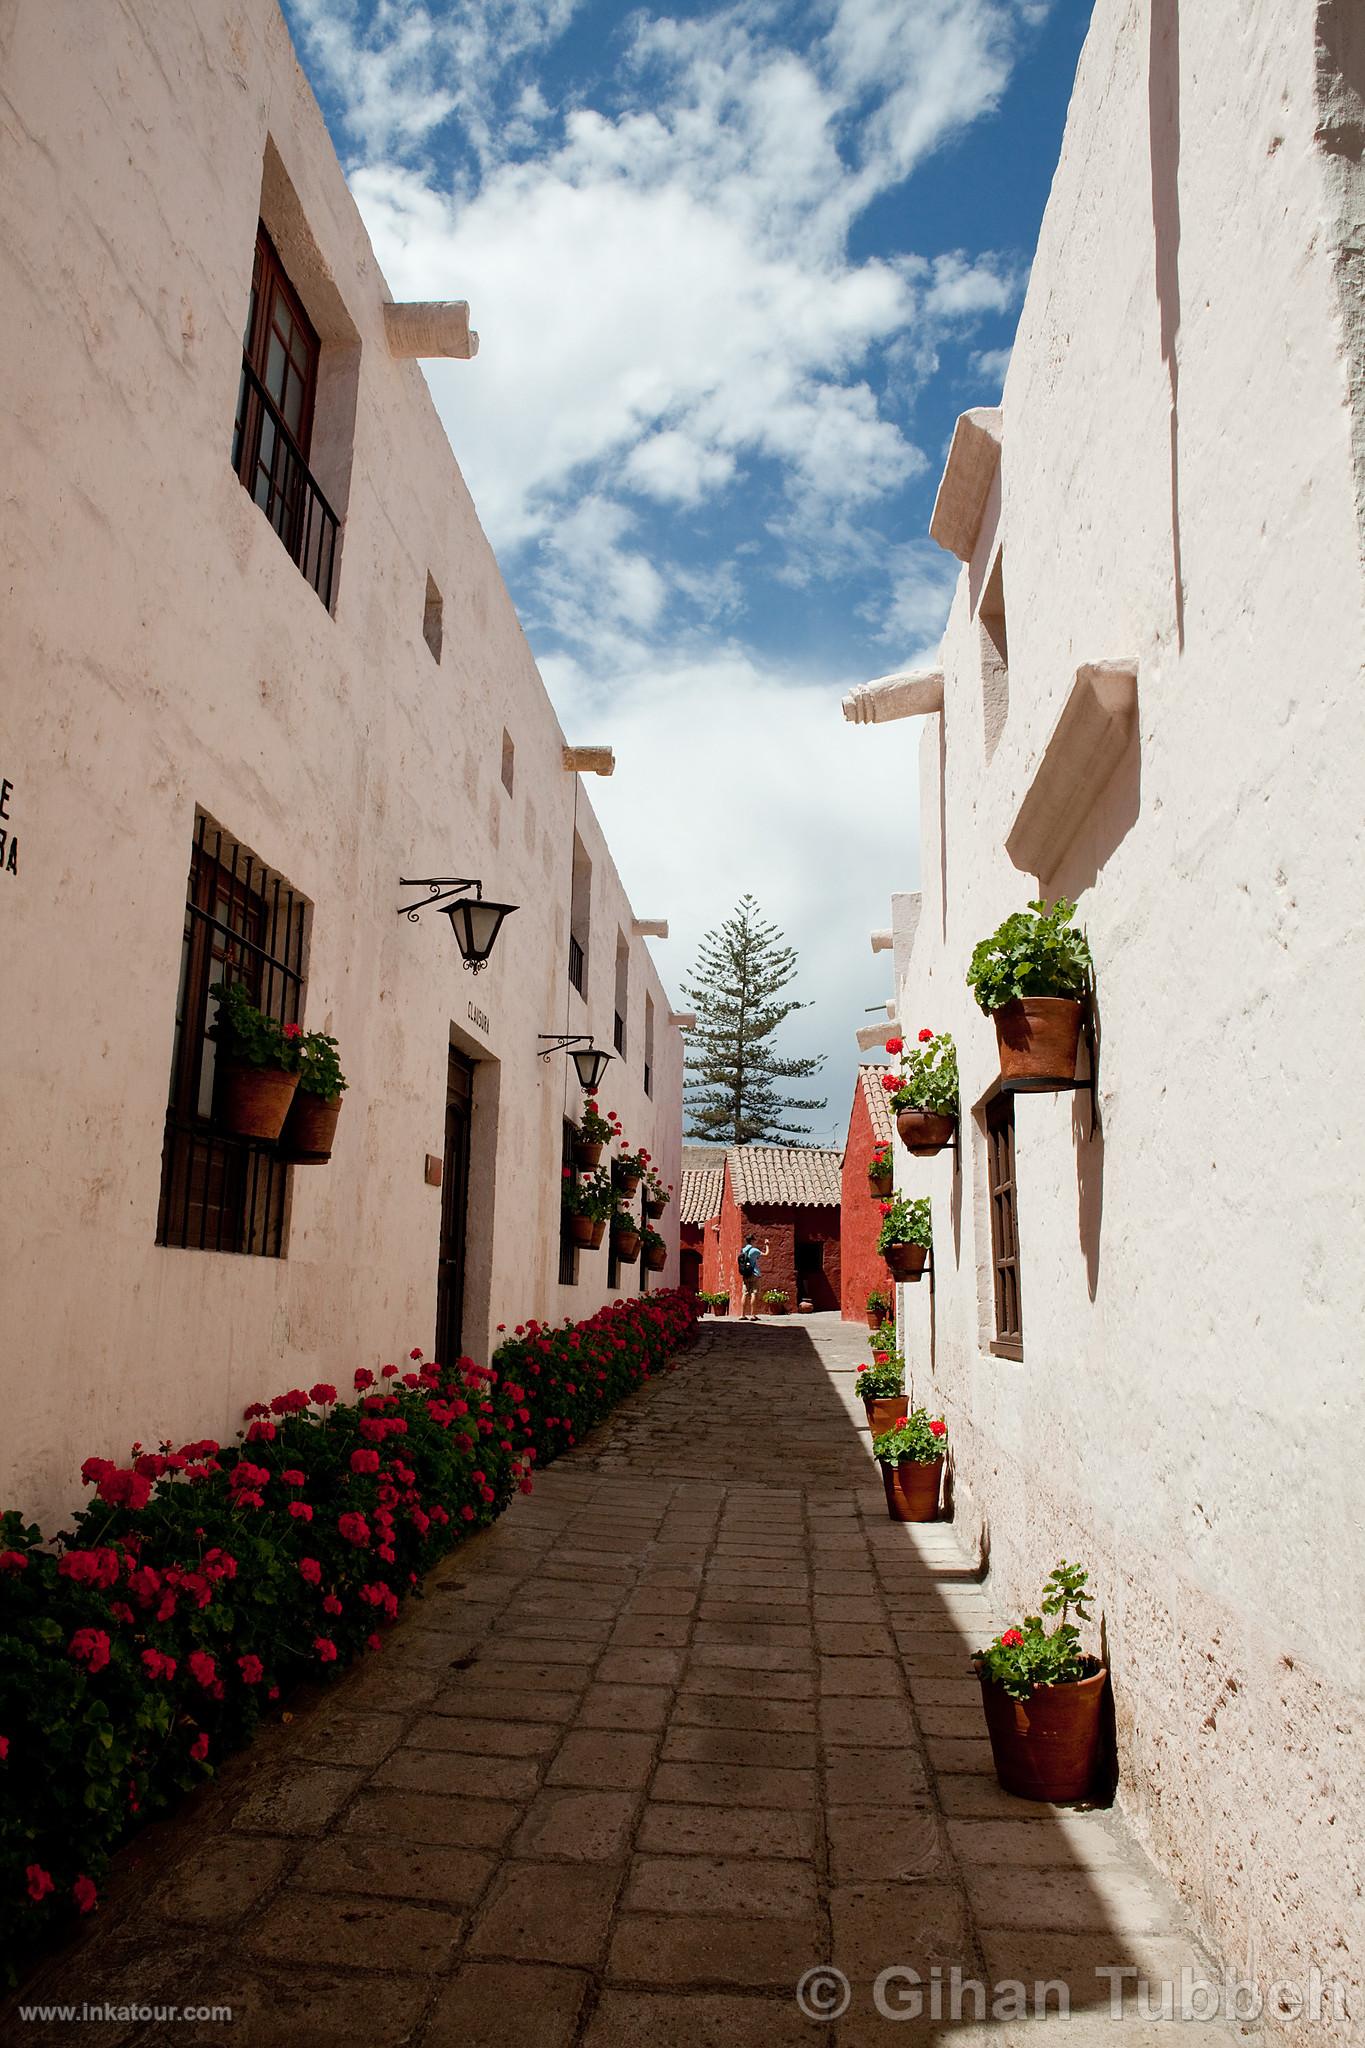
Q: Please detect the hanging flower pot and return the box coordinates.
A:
[884,1241,928,1283]
[895,1108,957,1155]
[882,1455,943,1521]
[575,1099,618,1168]
[872,1410,947,1522]
[574,1138,604,1169]
[612,1213,641,1263]
[865,1290,891,1332]
[643,1243,667,1272]
[973,1563,1106,1801]
[867,1141,894,1197]
[568,1214,606,1249]
[865,1395,909,1436]
[218,1060,299,1141]
[992,997,1085,1087]
[967,900,1093,1090]
[644,1196,666,1220]
[280,1091,343,1163]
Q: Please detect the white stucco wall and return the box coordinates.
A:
[0,0,683,1528]
[885,0,1364,2027]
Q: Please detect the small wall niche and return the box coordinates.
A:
[979,551,1009,761]
[423,574,443,663]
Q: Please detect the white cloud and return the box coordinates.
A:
[543,645,923,1145]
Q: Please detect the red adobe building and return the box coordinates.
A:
[679,1144,841,1310]
[840,1063,896,1321]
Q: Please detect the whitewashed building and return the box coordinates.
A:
[846,0,1364,2028]
[0,0,684,1526]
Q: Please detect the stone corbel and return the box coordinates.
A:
[842,667,944,725]
[1006,661,1139,878]
[633,919,668,939]
[383,302,479,360]
[870,930,894,954]
[668,1010,697,1030]
[563,746,615,776]
[856,1019,901,1052]
[930,407,1002,562]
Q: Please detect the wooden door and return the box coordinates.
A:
[435,1049,474,1365]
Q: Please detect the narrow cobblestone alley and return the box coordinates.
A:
[9,1319,1252,2047]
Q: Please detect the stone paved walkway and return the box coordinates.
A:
[8,1316,1253,2046]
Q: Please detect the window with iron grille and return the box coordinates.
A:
[986,1091,1022,1357]
[232,223,339,609]
[568,933,585,993]
[156,815,307,1257]
[558,1118,578,1287]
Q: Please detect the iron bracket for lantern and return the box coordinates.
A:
[538,1034,615,1091]
[397,877,518,973]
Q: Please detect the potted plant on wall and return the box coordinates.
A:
[280,1030,348,1163]
[967,899,1093,1087]
[575,1100,619,1168]
[762,1288,789,1316]
[712,1289,730,1316]
[855,1348,908,1436]
[883,1029,960,1154]
[877,1195,932,1282]
[641,1224,667,1272]
[973,1562,1107,1802]
[563,1168,614,1248]
[614,1144,649,1197]
[642,1168,672,1220]
[209,982,303,1141]
[611,1204,642,1263]
[872,1408,947,1521]
[867,1141,893,1198]
[866,1287,892,1332]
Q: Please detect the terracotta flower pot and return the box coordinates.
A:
[993,997,1085,1088]
[217,1060,298,1141]
[896,1108,957,1155]
[280,1090,342,1163]
[568,1214,606,1248]
[644,1196,665,1220]
[883,1242,929,1283]
[881,1455,943,1522]
[574,1138,604,1169]
[868,1168,893,1197]
[614,1169,642,1197]
[798,1298,813,1313]
[864,1395,909,1436]
[613,1229,641,1264]
[977,1664,1108,1802]
[643,1244,667,1272]
[867,1310,885,1332]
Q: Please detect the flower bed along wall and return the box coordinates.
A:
[0,1289,695,1974]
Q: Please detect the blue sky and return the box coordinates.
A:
[284,0,1093,1143]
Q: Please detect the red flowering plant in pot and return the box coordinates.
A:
[613,1144,650,1197]
[611,1204,642,1263]
[882,1029,959,1154]
[642,1167,672,1220]
[209,980,304,1141]
[280,1029,348,1164]
[866,1141,893,1198]
[854,1346,908,1437]
[877,1195,932,1282]
[973,1561,1106,1802]
[865,1287,892,1332]
[871,1409,947,1522]
[561,1167,614,1248]
[967,899,1093,1089]
[641,1225,667,1272]
[574,1100,619,1169]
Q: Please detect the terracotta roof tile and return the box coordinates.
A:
[728,1145,842,1210]
[859,1063,896,1150]
[679,1165,725,1225]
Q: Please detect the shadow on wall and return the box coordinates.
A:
[1150,0,1185,650]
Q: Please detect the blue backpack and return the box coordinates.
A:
[738,1245,759,1281]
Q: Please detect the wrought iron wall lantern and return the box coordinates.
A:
[538,1035,614,1091]
[397,877,518,973]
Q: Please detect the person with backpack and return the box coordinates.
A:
[736,1233,770,1321]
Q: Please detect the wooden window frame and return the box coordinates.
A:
[243,223,319,463]
[985,1090,1023,1358]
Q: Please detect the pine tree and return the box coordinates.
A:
[682,895,827,1145]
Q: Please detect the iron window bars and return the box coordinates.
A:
[986,1090,1023,1358]
[156,815,307,1257]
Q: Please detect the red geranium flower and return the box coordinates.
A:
[1000,1628,1024,1648]
[299,1558,322,1585]
[880,1073,897,1091]
[313,1636,338,1663]
[238,1655,265,1685]
[349,1448,380,1475]
[918,1027,934,1042]
[26,1865,54,1904]
[69,1628,111,1674]
[309,1383,337,1406]
[72,1875,98,1915]
[885,1036,904,1055]
[929,1417,946,1437]
[190,1731,210,1762]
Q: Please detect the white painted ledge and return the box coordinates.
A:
[562,746,615,776]
[668,1010,697,1030]
[930,408,1002,562]
[383,302,479,360]
[633,919,668,939]
[1006,661,1139,877]
[842,667,945,724]
[870,929,893,953]
[857,1020,900,1052]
